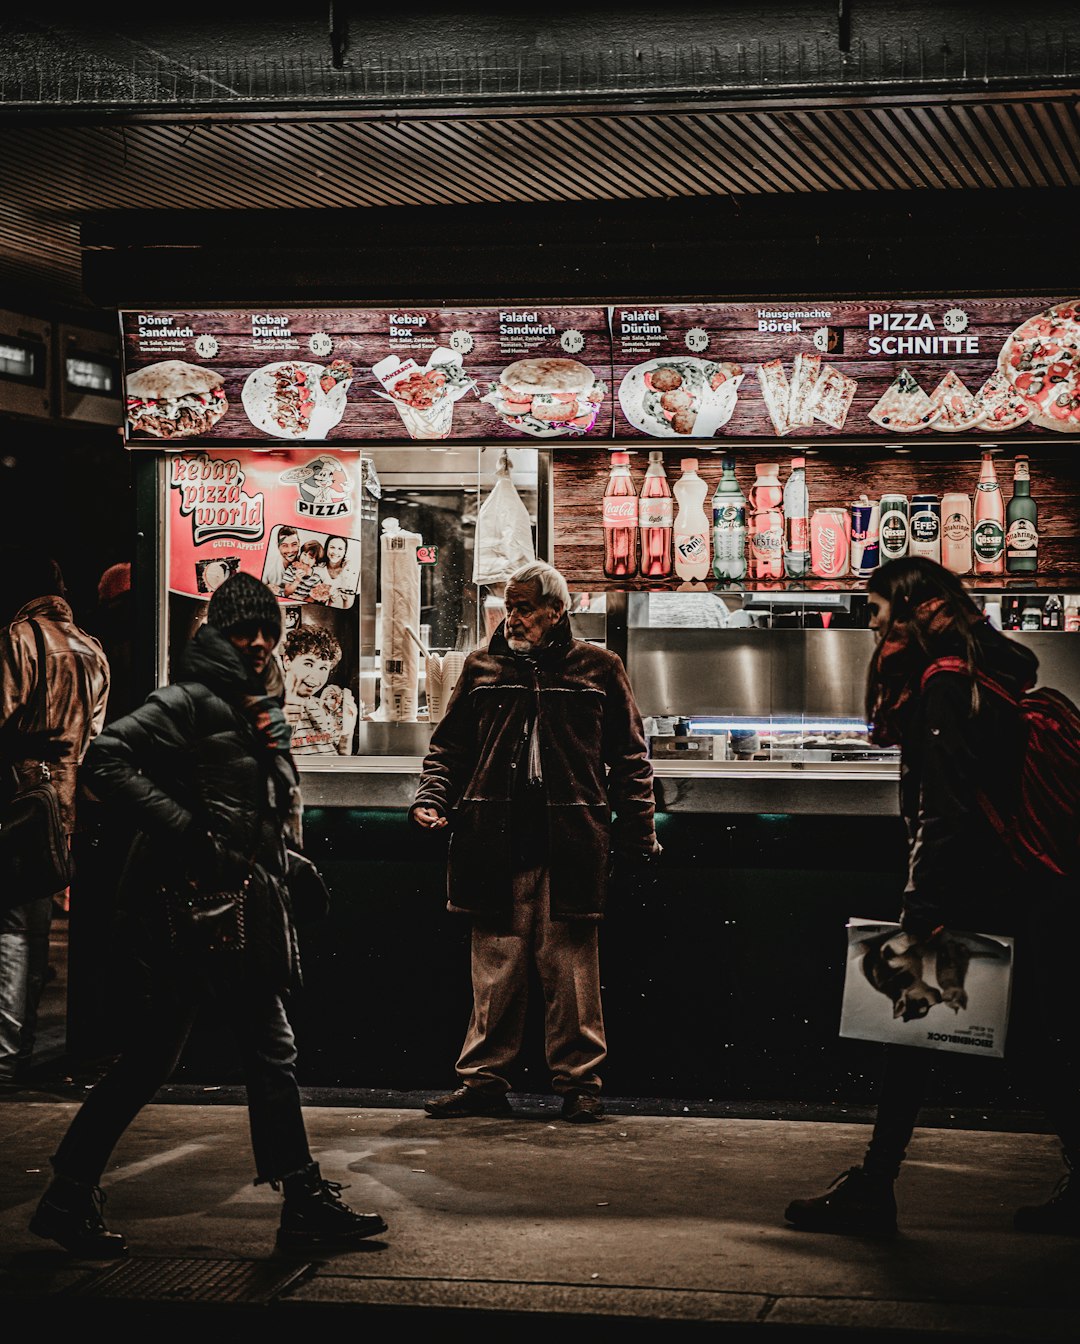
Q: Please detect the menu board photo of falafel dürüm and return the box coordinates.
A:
[611,298,1080,440]
[120,307,614,446]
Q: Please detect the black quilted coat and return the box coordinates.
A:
[411,615,657,921]
[81,625,299,988]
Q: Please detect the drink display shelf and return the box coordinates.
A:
[576,574,1080,595]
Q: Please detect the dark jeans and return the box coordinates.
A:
[863,882,1080,1179]
[51,955,312,1186]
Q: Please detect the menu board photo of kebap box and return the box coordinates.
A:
[610,296,1080,440]
[120,307,613,445]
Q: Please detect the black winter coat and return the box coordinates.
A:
[82,625,299,988]
[411,615,657,921]
[899,622,1038,932]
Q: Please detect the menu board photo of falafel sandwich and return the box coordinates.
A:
[120,307,614,445]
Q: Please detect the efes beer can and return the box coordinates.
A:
[909,494,942,563]
[850,500,880,577]
[879,493,909,561]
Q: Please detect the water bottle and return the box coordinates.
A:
[712,455,747,582]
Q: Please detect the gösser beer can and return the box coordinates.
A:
[879,493,909,561]
[941,492,973,575]
[909,494,942,563]
[810,508,850,579]
[850,500,880,577]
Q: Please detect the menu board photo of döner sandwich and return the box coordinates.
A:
[121,307,613,445]
[121,298,1080,444]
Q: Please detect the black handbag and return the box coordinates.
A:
[0,621,75,913]
[285,848,331,924]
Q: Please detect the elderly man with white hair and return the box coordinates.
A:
[412,560,660,1124]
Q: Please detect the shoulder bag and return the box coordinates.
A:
[0,620,76,912]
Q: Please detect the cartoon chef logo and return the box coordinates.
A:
[279,455,353,519]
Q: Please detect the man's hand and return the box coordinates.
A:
[413,806,447,830]
[900,906,946,944]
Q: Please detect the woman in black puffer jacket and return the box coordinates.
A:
[29,573,386,1259]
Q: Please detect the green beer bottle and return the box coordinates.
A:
[1006,454,1039,575]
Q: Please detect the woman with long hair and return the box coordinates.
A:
[784,556,1080,1238]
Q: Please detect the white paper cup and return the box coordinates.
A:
[441,652,466,704]
[425,654,445,723]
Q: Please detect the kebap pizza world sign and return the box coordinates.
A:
[119,298,1080,445]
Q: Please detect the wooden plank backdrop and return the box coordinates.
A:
[119,297,1080,448]
[611,298,1080,443]
[552,444,1080,592]
[121,306,615,446]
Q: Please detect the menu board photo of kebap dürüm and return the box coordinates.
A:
[120,307,613,445]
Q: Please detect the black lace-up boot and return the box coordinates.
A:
[30,1176,128,1258]
[277,1162,387,1249]
[784,1166,898,1237]
[1013,1156,1080,1235]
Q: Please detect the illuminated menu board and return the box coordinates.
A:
[121,297,1080,445]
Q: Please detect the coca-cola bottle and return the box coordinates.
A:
[603,451,638,578]
[639,450,673,579]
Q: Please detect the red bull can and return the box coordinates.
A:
[850,500,880,577]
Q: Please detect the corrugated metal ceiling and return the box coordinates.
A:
[2,89,1079,307]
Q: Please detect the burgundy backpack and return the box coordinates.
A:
[921,656,1080,878]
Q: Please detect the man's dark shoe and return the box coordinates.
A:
[30,1178,128,1259]
[278,1162,387,1249]
[784,1166,898,1237]
[424,1085,513,1119]
[561,1092,605,1124]
[1014,1171,1080,1235]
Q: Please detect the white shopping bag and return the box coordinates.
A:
[838,918,1013,1058]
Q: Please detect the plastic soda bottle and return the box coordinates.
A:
[639,450,673,579]
[749,463,784,580]
[973,450,1005,576]
[712,455,747,581]
[782,456,810,578]
[673,458,711,581]
[602,451,638,578]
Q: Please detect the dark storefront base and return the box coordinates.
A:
[69,809,1053,1119]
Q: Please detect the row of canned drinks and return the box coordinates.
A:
[804,493,977,580]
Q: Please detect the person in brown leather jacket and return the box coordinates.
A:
[0,552,109,1086]
[412,560,660,1124]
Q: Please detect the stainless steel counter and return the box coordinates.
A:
[297,759,901,815]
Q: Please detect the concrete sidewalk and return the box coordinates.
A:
[1,1091,1077,1340]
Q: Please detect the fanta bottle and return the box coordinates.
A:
[673,459,711,582]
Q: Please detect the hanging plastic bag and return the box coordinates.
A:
[472,450,535,586]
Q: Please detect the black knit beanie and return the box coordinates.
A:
[206,571,282,639]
